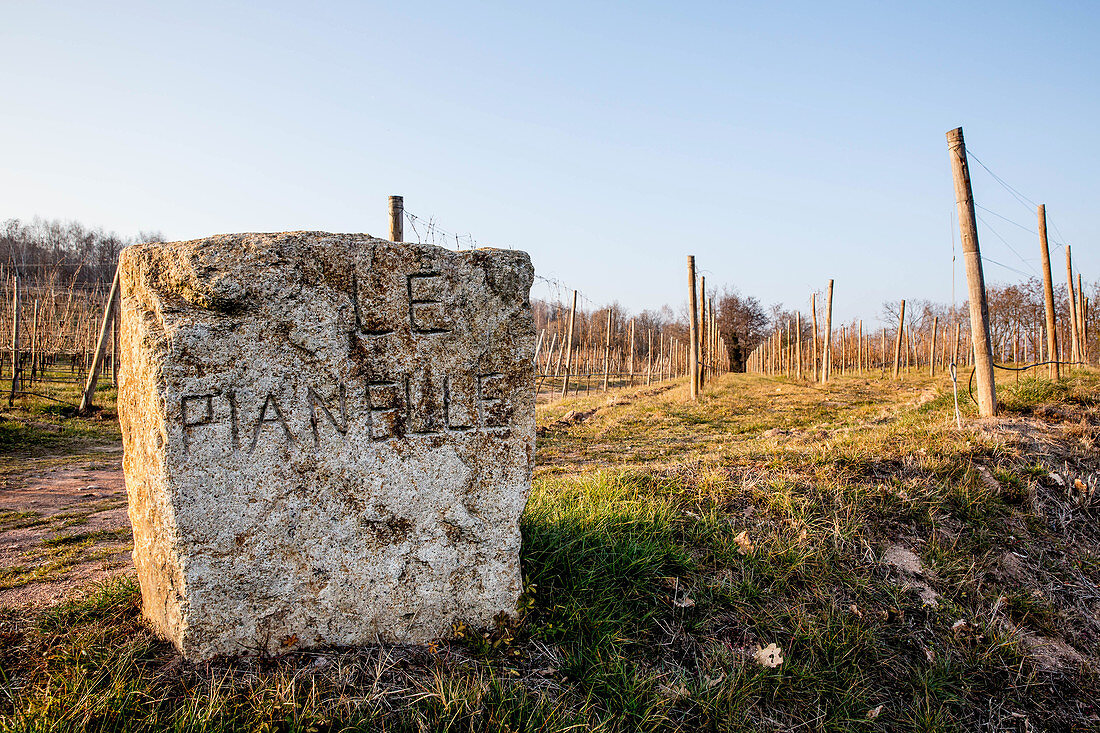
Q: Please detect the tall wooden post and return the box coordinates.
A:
[858,319,863,376]
[646,330,653,385]
[1078,273,1087,365]
[929,316,938,377]
[698,277,707,390]
[1084,296,1091,364]
[1038,205,1060,379]
[628,319,635,385]
[822,279,834,383]
[112,303,121,387]
[947,127,997,416]
[79,267,121,412]
[893,300,906,379]
[688,256,700,401]
[810,293,819,382]
[602,308,613,391]
[30,300,39,384]
[388,195,404,242]
[795,311,802,379]
[560,290,577,399]
[7,275,20,407]
[1066,245,1079,364]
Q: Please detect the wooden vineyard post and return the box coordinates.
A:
[388,195,404,242]
[880,327,886,373]
[1067,246,1079,365]
[796,311,803,379]
[30,299,39,384]
[8,275,20,407]
[79,267,121,412]
[822,279,834,383]
[785,320,792,377]
[560,290,577,399]
[858,319,863,376]
[646,330,653,385]
[602,308,612,391]
[810,294,818,381]
[629,319,635,385]
[699,277,707,389]
[893,300,906,380]
[947,127,997,416]
[1038,205,1060,379]
[1077,273,1086,365]
[112,303,121,387]
[688,256,700,401]
[929,316,938,377]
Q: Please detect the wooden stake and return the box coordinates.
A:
[688,256,700,401]
[810,293,819,382]
[388,195,404,242]
[822,280,834,383]
[602,308,612,391]
[646,330,653,386]
[30,299,39,384]
[1038,205,1060,379]
[858,319,863,376]
[8,275,20,407]
[1077,273,1087,365]
[947,127,997,416]
[1067,245,1079,364]
[929,316,938,377]
[796,311,802,379]
[629,319,635,385]
[79,267,121,412]
[893,300,906,379]
[560,290,577,399]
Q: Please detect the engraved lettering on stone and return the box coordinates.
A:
[366,381,405,440]
[117,233,534,661]
[408,273,452,333]
[181,394,214,453]
[352,263,395,337]
[227,390,240,451]
[248,393,294,451]
[306,384,348,446]
[443,374,476,431]
[477,373,510,429]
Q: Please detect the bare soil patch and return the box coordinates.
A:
[0,454,132,610]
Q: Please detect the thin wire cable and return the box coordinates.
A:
[965,147,1039,214]
[974,204,1038,236]
[974,213,1039,277]
[981,255,1034,279]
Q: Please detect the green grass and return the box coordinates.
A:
[1,370,1099,730]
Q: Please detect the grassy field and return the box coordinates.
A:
[1,369,1099,731]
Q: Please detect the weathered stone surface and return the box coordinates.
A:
[117,232,534,660]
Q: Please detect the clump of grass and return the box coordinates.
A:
[999,376,1071,412]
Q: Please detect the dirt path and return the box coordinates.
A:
[0,449,133,610]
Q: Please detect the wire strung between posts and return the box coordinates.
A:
[974,212,1039,277]
[964,147,1040,215]
[964,361,1088,406]
[402,210,480,250]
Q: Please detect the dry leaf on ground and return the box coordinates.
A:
[754,642,783,668]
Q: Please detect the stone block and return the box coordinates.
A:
[116,232,534,660]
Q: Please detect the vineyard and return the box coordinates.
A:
[1,131,1099,731]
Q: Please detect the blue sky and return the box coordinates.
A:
[2,1,1097,324]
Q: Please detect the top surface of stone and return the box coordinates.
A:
[116,232,535,660]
